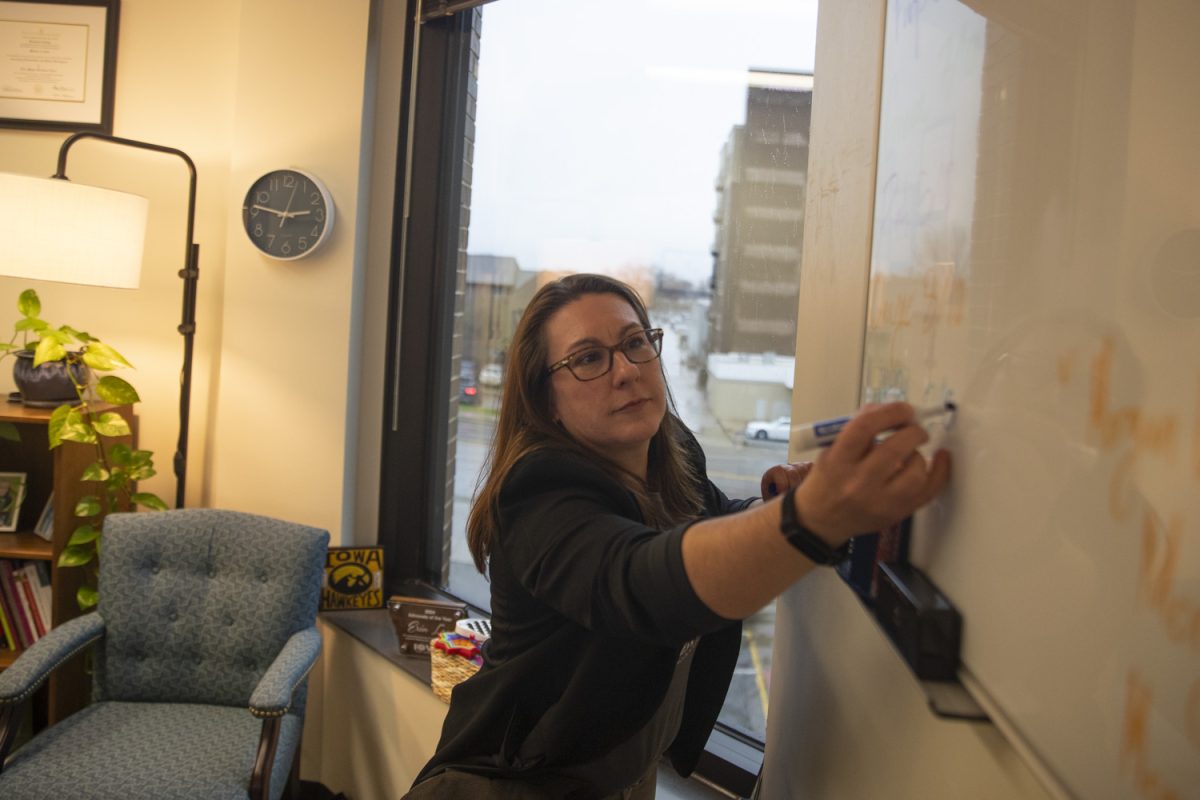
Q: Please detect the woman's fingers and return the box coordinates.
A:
[861,423,930,483]
[827,402,916,463]
[760,462,815,498]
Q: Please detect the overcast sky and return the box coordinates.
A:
[466,0,820,285]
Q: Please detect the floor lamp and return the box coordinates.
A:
[0,132,198,509]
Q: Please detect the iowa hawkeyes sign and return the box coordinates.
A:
[321,547,384,610]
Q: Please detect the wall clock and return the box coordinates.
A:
[242,168,334,260]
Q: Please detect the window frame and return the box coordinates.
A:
[377,3,767,793]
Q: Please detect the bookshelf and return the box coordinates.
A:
[0,402,133,723]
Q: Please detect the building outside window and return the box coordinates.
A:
[436,0,819,746]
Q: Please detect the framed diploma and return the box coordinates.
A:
[0,0,119,133]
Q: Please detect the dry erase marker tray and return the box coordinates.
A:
[837,523,988,723]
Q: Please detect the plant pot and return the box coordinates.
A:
[13,350,87,408]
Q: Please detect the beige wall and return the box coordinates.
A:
[0,1,418,795]
[307,620,450,796]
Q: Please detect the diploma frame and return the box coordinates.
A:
[0,0,119,133]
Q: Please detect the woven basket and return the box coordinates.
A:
[430,644,481,703]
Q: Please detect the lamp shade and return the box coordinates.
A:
[0,172,147,289]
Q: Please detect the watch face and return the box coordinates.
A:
[242,169,333,260]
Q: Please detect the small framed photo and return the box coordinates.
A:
[34,490,53,541]
[0,0,121,133]
[0,471,27,532]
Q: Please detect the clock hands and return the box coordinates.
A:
[251,203,311,219]
[280,183,298,229]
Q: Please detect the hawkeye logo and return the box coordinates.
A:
[321,547,383,610]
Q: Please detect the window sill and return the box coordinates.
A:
[321,593,762,798]
[321,608,432,685]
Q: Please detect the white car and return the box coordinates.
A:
[479,363,503,387]
[744,416,791,442]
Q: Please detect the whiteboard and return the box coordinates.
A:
[861,1,1200,798]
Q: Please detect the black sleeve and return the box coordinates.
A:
[497,451,734,644]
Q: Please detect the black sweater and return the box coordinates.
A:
[412,436,755,796]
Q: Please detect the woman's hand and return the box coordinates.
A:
[793,402,951,545]
[760,461,814,499]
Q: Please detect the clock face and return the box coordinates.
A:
[242,168,334,260]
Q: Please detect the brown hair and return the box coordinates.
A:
[466,273,703,574]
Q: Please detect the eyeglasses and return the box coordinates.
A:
[547,328,664,382]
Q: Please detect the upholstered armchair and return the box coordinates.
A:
[0,508,329,800]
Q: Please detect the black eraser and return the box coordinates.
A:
[874,561,962,681]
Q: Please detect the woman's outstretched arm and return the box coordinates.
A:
[681,402,951,620]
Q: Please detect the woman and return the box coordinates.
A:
[406,274,950,799]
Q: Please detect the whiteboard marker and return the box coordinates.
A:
[791,402,956,451]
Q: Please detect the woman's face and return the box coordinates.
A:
[544,292,667,477]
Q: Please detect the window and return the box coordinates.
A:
[381,0,819,775]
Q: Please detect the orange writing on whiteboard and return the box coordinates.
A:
[1121,670,1185,800]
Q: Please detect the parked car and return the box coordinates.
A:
[744,415,791,441]
[479,363,503,387]
[459,360,479,404]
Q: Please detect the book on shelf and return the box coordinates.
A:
[0,581,16,651]
[0,560,34,648]
[15,565,46,639]
[30,562,52,631]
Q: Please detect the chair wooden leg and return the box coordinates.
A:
[250,716,283,800]
[0,701,27,775]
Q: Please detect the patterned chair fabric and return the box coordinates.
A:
[0,508,329,800]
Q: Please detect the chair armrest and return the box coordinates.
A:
[249,627,322,718]
[0,613,106,705]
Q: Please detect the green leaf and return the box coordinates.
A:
[74,496,102,517]
[133,492,168,511]
[33,336,66,367]
[96,376,140,405]
[0,422,18,443]
[47,404,72,448]
[81,462,110,481]
[61,326,97,344]
[14,318,48,333]
[92,412,131,438]
[67,524,101,545]
[59,420,97,445]
[58,544,95,568]
[17,289,40,318]
[81,341,133,371]
[107,443,133,465]
[128,465,157,481]
[76,585,98,609]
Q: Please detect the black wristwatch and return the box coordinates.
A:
[778,484,850,565]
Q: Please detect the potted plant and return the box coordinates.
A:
[0,289,166,608]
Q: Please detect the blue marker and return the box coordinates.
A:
[791,402,956,452]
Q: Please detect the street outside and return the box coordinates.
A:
[448,317,788,741]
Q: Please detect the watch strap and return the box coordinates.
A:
[778,484,849,566]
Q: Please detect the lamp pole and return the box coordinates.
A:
[53,132,198,509]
